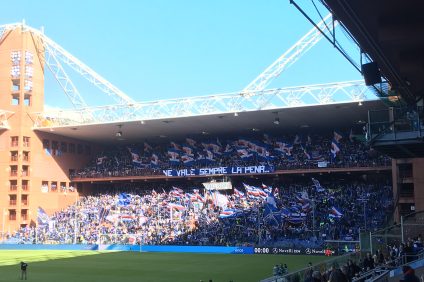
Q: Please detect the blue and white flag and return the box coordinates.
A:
[168,149,180,164]
[181,154,195,166]
[150,153,159,167]
[127,147,143,167]
[329,206,343,218]
[237,148,253,160]
[312,178,325,192]
[118,193,131,206]
[37,207,50,226]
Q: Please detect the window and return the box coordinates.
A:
[23,151,30,162]
[21,209,28,221]
[11,51,21,64]
[69,143,76,153]
[11,94,19,105]
[77,144,83,154]
[43,139,49,149]
[52,141,58,155]
[10,165,18,177]
[11,65,20,78]
[41,181,49,193]
[60,182,67,192]
[24,94,31,106]
[9,180,17,192]
[25,66,33,78]
[9,209,16,221]
[51,181,57,192]
[12,80,20,92]
[25,51,33,64]
[21,195,28,206]
[61,142,68,153]
[23,136,30,147]
[22,165,29,177]
[10,151,18,162]
[22,180,29,192]
[9,195,17,206]
[11,136,18,147]
[24,80,32,92]
[69,182,76,192]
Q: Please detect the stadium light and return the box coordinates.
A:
[273,117,280,125]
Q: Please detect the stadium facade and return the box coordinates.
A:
[0,23,422,237]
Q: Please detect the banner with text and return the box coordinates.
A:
[163,165,274,177]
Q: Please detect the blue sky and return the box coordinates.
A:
[1,0,363,108]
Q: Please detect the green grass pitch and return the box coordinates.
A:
[0,250,327,282]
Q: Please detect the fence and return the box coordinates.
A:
[360,210,424,255]
[260,252,361,282]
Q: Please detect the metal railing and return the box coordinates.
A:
[367,106,424,142]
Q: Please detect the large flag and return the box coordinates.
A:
[219,209,240,218]
[212,191,229,208]
[182,145,195,156]
[37,207,50,226]
[170,141,183,151]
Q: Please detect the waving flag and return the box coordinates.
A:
[118,193,131,206]
[96,156,107,165]
[168,203,185,211]
[185,138,197,147]
[127,147,143,167]
[168,149,180,164]
[312,178,325,192]
[37,207,50,226]
[237,148,253,160]
[330,139,341,159]
[219,209,240,218]
[275,141,293,156]
[329,207,343,218]
[144,142,153,152]
[150,153,159,167]
[181,154,195,166]
[182,145,195,156]
[233,188,245,198]
[334,130,343,142]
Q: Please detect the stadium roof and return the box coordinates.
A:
[322,0,424,104]
[35,100,386,144]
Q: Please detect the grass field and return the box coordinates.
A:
[0,250,327,282]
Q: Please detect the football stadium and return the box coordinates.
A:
[1,1,424,281]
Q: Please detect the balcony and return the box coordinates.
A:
[22,185,29,192]
[367,107,424,158]
[10,155,18,162]
[10,185,18,192]
[10,171,18,177]
[9,200,17,206]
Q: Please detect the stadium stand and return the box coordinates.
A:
[70,130,391,179]
[7,175,393,249]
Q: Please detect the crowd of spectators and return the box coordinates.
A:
[70,130,391,179]
[7,177,392,248]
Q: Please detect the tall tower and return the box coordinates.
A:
[0,25,91,235]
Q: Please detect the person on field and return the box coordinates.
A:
[20,261,28,280]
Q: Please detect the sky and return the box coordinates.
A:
[0,0,363,109]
